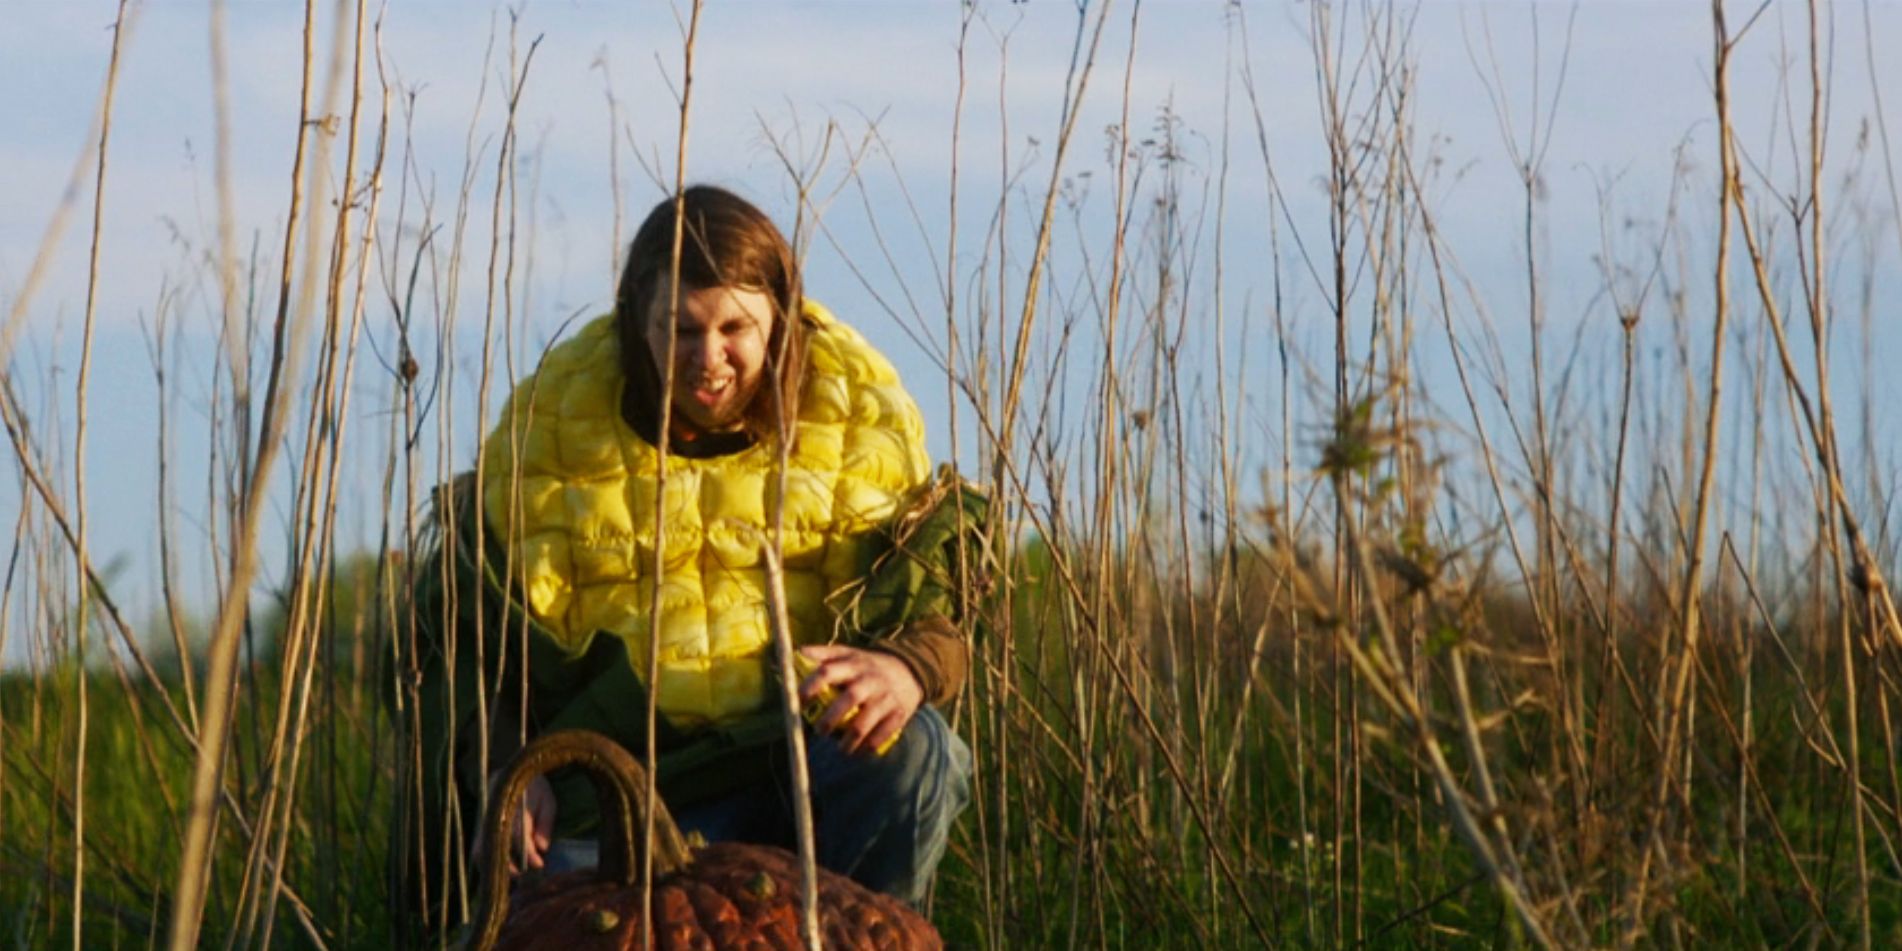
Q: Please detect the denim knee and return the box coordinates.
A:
[808,704,972,904]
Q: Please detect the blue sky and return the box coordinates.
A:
[3,1,1900,660]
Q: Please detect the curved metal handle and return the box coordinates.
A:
[471,730,694,950]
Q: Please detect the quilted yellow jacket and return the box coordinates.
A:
[478,300,930,727]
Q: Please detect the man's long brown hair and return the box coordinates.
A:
[615,185,806,443]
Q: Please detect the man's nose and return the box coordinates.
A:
[681,337,721,370]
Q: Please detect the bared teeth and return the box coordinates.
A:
[688,376,733,399]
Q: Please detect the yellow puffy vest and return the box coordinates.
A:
[479,301,930,728]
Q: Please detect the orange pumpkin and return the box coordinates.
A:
[471,730,943,950]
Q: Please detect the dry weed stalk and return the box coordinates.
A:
[166,0,342,944]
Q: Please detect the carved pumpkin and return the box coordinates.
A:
[471,729,943,950]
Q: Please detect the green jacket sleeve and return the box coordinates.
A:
[839,465,992,660]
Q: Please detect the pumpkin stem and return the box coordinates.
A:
[471,729,694,950]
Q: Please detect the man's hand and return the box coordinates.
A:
[797,644,924,756]
[473,772,557,876]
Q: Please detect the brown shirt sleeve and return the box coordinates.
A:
[870,616,968,707]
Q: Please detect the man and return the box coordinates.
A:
[404,186,978,928]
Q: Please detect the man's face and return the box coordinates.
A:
[644,282,777,433]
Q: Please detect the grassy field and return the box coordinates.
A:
[6,1,1902,948]
[7,520,1901,948]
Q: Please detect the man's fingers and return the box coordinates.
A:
[523,773,557,870]
[836,694,896,754]
[798,653,864,700]
[473,774,558,881]
[798,643,853,663]
[519,811,541,869]
[816,689,863,734]
[860,710,905,757]
[849,702,904,756]
[800,647,924,755]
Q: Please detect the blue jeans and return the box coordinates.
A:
[544,705,972,905]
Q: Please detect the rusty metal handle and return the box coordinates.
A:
[471,730,694,950]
